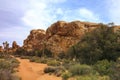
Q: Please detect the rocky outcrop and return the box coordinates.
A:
[23,21,100,54]
[0,46,3,52]
[11,41,20,52]
[44,21,99,55]
[12,41,20,49]
[23,29,46,51]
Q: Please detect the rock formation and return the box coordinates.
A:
[23,29,46,51]
[44,21,99,55]
[12,41,20,52]
[23,21,100,55]
[12,41,20,49]
[0,46,3,52]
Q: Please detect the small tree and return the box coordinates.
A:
[2,41,9,56]
[3,41,9,50]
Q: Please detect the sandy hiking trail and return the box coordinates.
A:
[16,58,62,80]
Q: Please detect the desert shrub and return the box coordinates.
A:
[54,66,65,77]
[35,50,42,57]
[58,52,66,59]
[76,75,110,80]
[34,49,53,58]
[9,58,20,68]
[43,48,53,57]
[29,56,40,62]
[39,58,47,63]
[62,71,71,80]
[29,56,48,63]
[0,58,20,80]
[47,60,60,66]
[0,60,11,70]
[20,56,31,59]
[93,60,114,76]
[0,69,21,80]
[109,57,120,80]
[0,58,19,72]
[0,52,4,58]
[44,66,65,77]
[117,57,120,64]
[14,48,26,56]
[44,66,56,73]
[69,64,92,76]
[62,59,70,64]
[62,61,78,70]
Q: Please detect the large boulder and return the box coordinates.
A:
[23,29,46,51]
[23,21,100,55]
[45,21,99,55]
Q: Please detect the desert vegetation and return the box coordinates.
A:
[0,52,20,80]
[9,24,120,80]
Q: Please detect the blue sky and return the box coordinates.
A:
[0,0,120,46]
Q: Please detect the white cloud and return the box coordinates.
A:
[56,8,101,23]
[106,0,120,24]
[48,0,67,3]
[22,0,101,30]
[78,8,100,22]
[21,0,61,30]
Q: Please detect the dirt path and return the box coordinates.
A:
[16,58,62,80]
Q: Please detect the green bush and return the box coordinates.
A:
[58,52,66,59]
[76,75,110,80]
[44,66,56,73]
[0,69,21,80]
[43,49,53,57]
[68,25,120,64]
[0,58,19,71]
[109,57,120,80]
[35,50,42,57]
[62,71,71,80]
[47,60,60,66]
[69,64,92,76]
[93,60,114,76]
[14,48,26,56]
[29,56,40,62]
[0,58,20,80]
[44,66,65,77]
[54,66,65,77]
[0,60,11,69]
[39,58,47,64]
[20,56,31,59]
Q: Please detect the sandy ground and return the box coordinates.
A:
[16,58,62,80]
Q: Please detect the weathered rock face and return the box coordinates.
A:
[11,41,20,52]
[12,41,20,49]
[0,46,3,52]
[23,29,46,51]
[23,21,100,54]
[45,21,99,55]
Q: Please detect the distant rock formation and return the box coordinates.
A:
[12,41,20,49]
[0,46,3,52]
[23,21,100,55]
[11,41,20,52]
